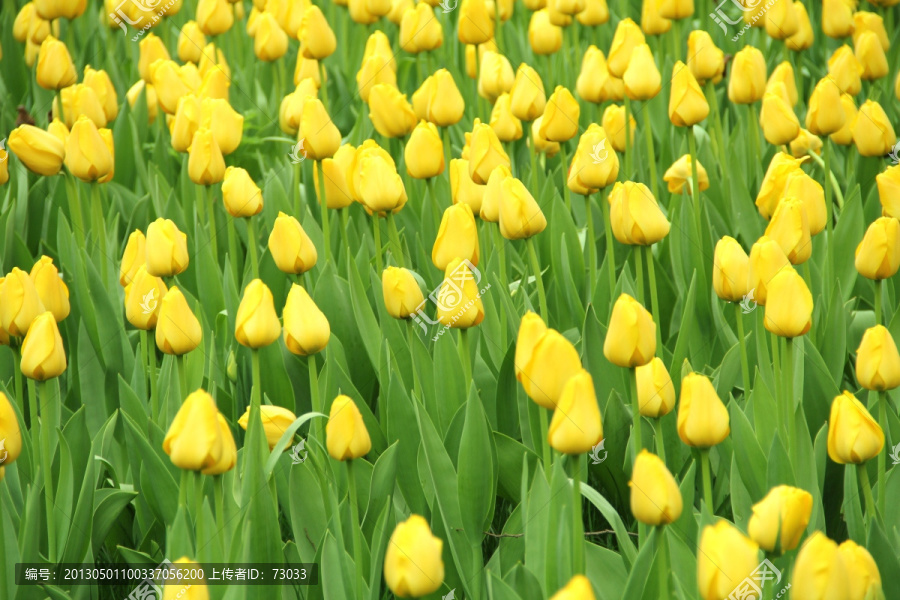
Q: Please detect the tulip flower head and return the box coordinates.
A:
[238,404,297,450]
[630,449,682,525]
[384,515,445,597]
[791,532,850,600]
[326,395,372,460]
[548,369,604,454]
[747,485,813,552]
[698,521,760,600]
[677,372,730,447]
[604,293,656,368]
[827,390,884,464]
[283,284,330,356]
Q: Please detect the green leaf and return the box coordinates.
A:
[458,393,495,546]
[729,403,766,500]
[580,483,638,568]
[263,412,327,476]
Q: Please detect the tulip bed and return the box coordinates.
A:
[2,0,900,598]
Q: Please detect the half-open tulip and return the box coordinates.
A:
[146,219,189,277]
[641,0,671,35]
[64,116,114,182]
[268,212,317,274]
[856,31,888,80]
[764,197,811,264]
[155,287,202,355]
[791,532,850,599]
[382,267,425,319]
[760,84,800,145]
[852,100,896,157]
[838,540,883,600]
[413,69,465,126]
[713,236,751,302]
[755,152,806,219]
[520,329,582,408]
[490,93,523,142]
[124,266,167,330]
[669,61,708,127]
[238,405,296,450]
[548,369,603,454]
[368,84,416,139]
[300,6,337,59]
[36,36,75,90]
[604,294,656,367]
[539,86,581,142]
[187,127,225,185]
[687,30,724,84]
[727,46,766,104]
[602,104,635,152]
[748,485,813,552]
[399,3,442,53]
[677,372,729,447]
[283,284,330,355]
[326,395,371,460]
[806,78,846,136]
[126,81,159,125]
[197,0,234,35]
[636,357,675,417]
[499,177,547,239]
[163,390,222,471]
[568,124,619,192]
[384,515,444,597]
[607,18,644,78]
[630,449,682,525]
[253,12,288,61]
[663,154,709,195]
[529,9,562,55]
[828,45,863,95]
[530,117,560,157]
[83,66,118,122]
[433,203,480,270]
[56,83,107,128]
[469,122,510,184]
[576,46,622,104]
[221,167,263,217]
[698,522,759,600]
[8,124,65,176]
[765,0,799,39]
[608,181,670,245]
[178,21,206,63]
[478,51,515,103]
[855,217,900,280]
[29,256,68,322]
[827,390,884,464]
[747,235,790,306]
[458,0,494,44]
[1,268,45,337]
[20,311,66,380]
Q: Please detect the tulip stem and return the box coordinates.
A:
[346,460,366,597]
[494,225,508,347]
[458,329,473,392]
[570,454,584,574]
[784,337,795,467]
[878,390,887,518]
[148,338,158,421]
[206,185,219,270]
[319,61,329,111]
[656,525,669,600]
[704,81,725,177]
[734,303,751,402]
[771,331,782,437]
[227,217,240,282]
[27,374,39,474]
[340,208,351,262]
[630,368,643,460]
[875,279,883,326]
[652,417,666,466]
[406,323,422,401]
[293,162,302,216]
[805,146,844,210]
[372,216,384,273]
[858,463,877,527]
[386,212,405,268]
[530,130,539,193]
[247,215,260,280]
[559,143,571,212]
[634,246,644,304]
[748,104,763,185]
[585,195,597,302]
[65,176,87,252]
[317,161,331,264]
[526,238,549,321]
[687,126,702,244]
[602,189,616,293]
[308,355,323,441]
[179,469,189,512]
[251,349,262,411]
[214,474,227,549]
[538,407,551,475]
[624,98,632,180]
[700,448,713,513]
[426,177,441,232]
[13,346,24,428]
[90,183,108,284]
[645,246,662,350]
[38,380,58,562]
[642,105,659,201]
[823,139,834,285]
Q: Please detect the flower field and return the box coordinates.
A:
[1,0,900,598]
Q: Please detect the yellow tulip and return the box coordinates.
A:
[663,154,709,195]
[268,212,317,274]
[604,293,656,368]
[786,2,813,50]
[163,389,223,471]
[29,256,69,322]
[520,329,582,409]
[458,0,494,44]
[197,0,234,35]
[126,80,160,125]
[608,181,670,245]
[760,84,801,146]
[120,230,146,287]
[221,166,263,218]
[499,176,547,239]
[713,236,751,303]
[635,357,675,417]
[20,311,67,380]
[0,392,22,467]
[856,325,900,392]
[368,84,417,139]
[686,30,724,84]
[568,124,619,193]
[764,197,811,264]
[14,4,49,44]
[357,55,397,103]
[155,287,202,355]
[178,21,207,64]
[668,62,708,127]
[755,152,806,219]
[47,119,69,146]
[576,46,623,104]
[465,40,498,80]
[8,124,65,176]
[764,266,812,337]
[765,0,799,39]
[529,9,562,55]
[478,51,515,103]
[300,6,337,59]
[877,166,900,219]
[199,98,243,155]
[295,56,324,88]
[765,63,797,105]
[468,122,510,184]
[412,69,466,127]
[828,45,863,95]
[0,149,7,186]
[530,117,560,158]
[326,395,371,460]
[855,216,900,280]
[727,46,767,104]
[853,100,896,157]
[279,80,319,136]
[547,0,572,26]
[187,128,225,185]
[658,0,692,19]
[539,86,580,142]
[298,98,341,161]
[509,63,546,121]
[630,449,682,525]
[169,95,201,153]
[34,0,84,19]
[828,391,884,463]
[197,43,229,80]
[623,44,661,100]
[235,279,281,349]
[548,369,603,454]
[317,145,355,210]
[203,413,237,475]
[481,165,509,222]
[283,283,330,355]
[838,540,884,600]
[348,0,378,24]
[640,0,671,36]
[0,267,45,337]
[138,34,171,83]
[784,171,825,235]
[382,267,425,320]
[697,522,760,600]
[601,104,635,152]
[237,405,297,450]
[514,311,547,381]
[607,18,645,78]
[576,0,608,25]
[855,31,888,81]
[822,0,854,38]
[747,235,790,306]
[384,515,444,597]
[253,12,288,61]
[124,266,168,330]
[748,485,813,552]
[830,93,858,146]
[432,203,480,270]
[677,372,729,447]
[64,116,114,183]
[852,11,889,48]
[789,128,823,159]
[150,60,196,116]
[399,3,442,53]
[401,122,442,179]
[36,36,76,91]
[490,93,523,142]
[83,66,118,123]
[791,532,850,599]
[356,151,407,215]
[550,575,596,600]
[435,258,485,328]
[56,83,107,129]
[161,557,209,600]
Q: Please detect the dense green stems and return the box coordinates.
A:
[406,323,422,401]
[571,454,584,574]
[308,355,323,441]
[386,212,405,267]
[634,246,644,304]
[214,475,226,547]
[90,183,108,283]
[426,177,441,231]
[657,526,669,600]
[704,81,725,174]
[28,377,39,473]
[875,279,883,326]
[858,463,877,527]
[585,195,597,302]
[66,177,87,251]
[38,381,57,561]
[734,303,751,401]
[339,208,351,261]
[293,162,302,216]
[771,331,781,431]
[207,185,219,269]
[317,161,331,264]
[251,349,262,412]
[458,329,472,392]
[645,246,662,350]
[624,98,632,180]
[14,347,24,423]
[687,127,703,244]
[642,106,660,201]
[176,354,188,399]
[246,216,260,279]
[347,460,366,597]
[148,339,158,420]
[878,391,887,518]
[318,61,329,110]
[602,189,616,292]
[526,238,549,320]
[824,140,834,285]
[372,216,384,273]
[494,225,508,348]
[559,143,571,211]
[748,104,762,184]
[179,469,190,511]
[784,338,795,466]
[538,407,551,474]
[652,417,666,465]
[227,216,240,282]
[700,448,713,512]
[630,368,642,460]
[530,130,540,193]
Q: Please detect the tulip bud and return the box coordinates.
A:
[550,575,596,600]
[630,449,682,525]
[399,3,442,53]
[607,18,645,78]
[433,204,480,270]
[677,372,729,447]
[748,485,813,552]
[576,46,623,104]
[124,266,168,330]
[764,197,811,264]
[828,390,885,463]
[300,6,337,59]
[64,116,114,183]
[56,83,107,129]
[514,311,547,380]
[499,176,547,240]
[29,256,69,322]
[382,267,425,319]
[468,122,510,184]
[577,0,608,25]
[295,56,324,88]
[8,124,65,176]
[635,357,675,417]
[368,84,417,139]
[765,0,799,39]
[877,165,900,219]
[530,117,560,158]
[186,128,225,185]
[539,86,580,142]
[412,69,466,127]
[139,35,171,83]
[458,0,494,44]
[198,98,243,155]
[268,212,317,274]
[155,286,202,356]
[319,145,356,209]
[150,60,198,116]
[822,0,854,38]
[791,532,850,599]
[20,311,67,380]
[601,104,635,152]
[435,258,485,329]
[784,172,825,236]
[509,63,546,121]
[178,21,207,63]
[279,80,319,135]
[830,93,858,146]
[0,392,22,467]
[0,267,45,337]
[604,294,656,368]
[163,389,223,471]
[789,128,823,159]
[747,235,790,306]
[760,85,801,146]
[828,45,863,95]
[481,165,510,222]
[221,167,263,218]
[837,540,883,600]
[755,152,806,219]
[728,46,767,104]
[201,413,237,476]
[529,9,562,55]
[47,119,69,146]
[608,181,671,245]
[235,279,281,349]
[853,100,896,157]
[357,55,397,103]
[520,329,582,408]
[855,31,888,81]
[568,124,619,193]
[36,36,76,91]
[253,12,288,61]
[120,230,147,287]
[713,236,751,303]
[14,4,46,44]
[83,66,118,123]
[687,30,724,84]
[764,266,812,338]
[668,61,708,127]
[326,394,372,460]
[357,152,408,216]
[623,43,662,101]
[855,217,900,280]
[298,98,341,161]
[548,369,603,454]
[283,284,330,355]
[145,218,189,278]
[384,515,445,597]
[490,93,523,142]
[697,522,760,600]
[478,51,515,103]
[197,0,234,35]
[238,404,297,450]
[126,80,160,125]
[662,154,709,196]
